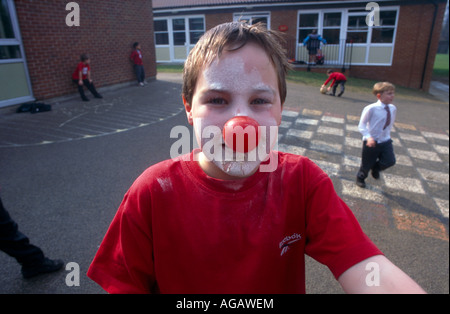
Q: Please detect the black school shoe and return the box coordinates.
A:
[371,168,380,179]
[356,176,366,188]
[21,258,64,279]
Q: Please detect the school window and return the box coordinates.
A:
[298,13,318,43]
[371,11,397,43]
[233,13,270,28]
[0,0,34,108]
[189,18,204,44]
[154,20,169,45]
[346,15,368,43]
[154,16,205,62]
[172,18,186,45]
[0,45,21,59]
[298,12,343,44]
[322,12,341,44]
[296,7,398,66]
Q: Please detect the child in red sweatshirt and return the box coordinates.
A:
[130,42,146,86]
[322,69,347,97]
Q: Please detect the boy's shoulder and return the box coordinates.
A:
[363,100,380,109]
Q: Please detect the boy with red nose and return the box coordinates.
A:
[87,22,424,294]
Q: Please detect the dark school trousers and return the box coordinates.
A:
[134,64,145,83]
[332,80,346,95]
[73,79,101,99]
[357,139,396,179]
[0,197,45,266]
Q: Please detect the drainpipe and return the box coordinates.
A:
[420,1,439,90]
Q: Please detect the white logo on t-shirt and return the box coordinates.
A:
[279,233,302,256]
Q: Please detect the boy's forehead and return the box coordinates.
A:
[201,44,277,90]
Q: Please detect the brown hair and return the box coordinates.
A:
[182,22,291,106]
[372,82,395,95]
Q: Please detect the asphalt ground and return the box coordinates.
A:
[0,72,448,294]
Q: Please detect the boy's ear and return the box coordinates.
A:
[182,95,193,125]
[276,102,284,126]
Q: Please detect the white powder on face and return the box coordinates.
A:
[194,50,280,178]
[213,158,261,178]
[204,56,264,96]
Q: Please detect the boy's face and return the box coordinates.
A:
[378,89,395,104]
[184,42,282,179]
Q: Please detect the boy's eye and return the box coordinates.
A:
[207,98,227,105]
[251,98,270,105]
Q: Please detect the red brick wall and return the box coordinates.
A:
[205,12,232,31]
[15,0,156,100]
[271,10,298,61]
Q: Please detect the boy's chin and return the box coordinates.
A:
[212,159,261,178]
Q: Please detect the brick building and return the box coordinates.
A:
[153,0,446,91]
[0,0,156,108]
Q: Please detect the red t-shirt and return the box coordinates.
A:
[130,49,143,65]
[87,150,382,294]
[324,72,347,87]
[72,62,90,80]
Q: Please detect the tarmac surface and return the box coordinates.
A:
[0,72,448,294]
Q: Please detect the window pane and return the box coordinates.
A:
[299,14,318,28]
[348,16,368,30]
[154,20,168,32]
[379,11,397,26]
[298,29,315,43]
[252,17,267,26]
[172,19,185,31]
[323,29,340,44]
[324,13,341,27]
[155,33,168,45]
[189,18,203,30]
[346,31,367,43]
[0,0,15,38]
[173,32,185,45]
[190,31,203,44]
[371,28,394,43]
[0,45,21,59]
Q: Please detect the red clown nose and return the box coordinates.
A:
[223,116,260,153]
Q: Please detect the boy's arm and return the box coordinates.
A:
[88,69,92,82]
[338,255,426,294]
[303,36,310,45]
[78,70,83,85]
[358,107,377,146]
[322,76,332,87]
[358,106,372,138]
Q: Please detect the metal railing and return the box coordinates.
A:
[290,39,354,70]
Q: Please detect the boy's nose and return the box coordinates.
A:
[223,116,260,153]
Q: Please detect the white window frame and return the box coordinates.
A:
[0,0,34,107]
[296,9,346,65]
[233,12,271,28]
[296,6,399,66]
[344,6,399,66]
[154,15,205,62]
